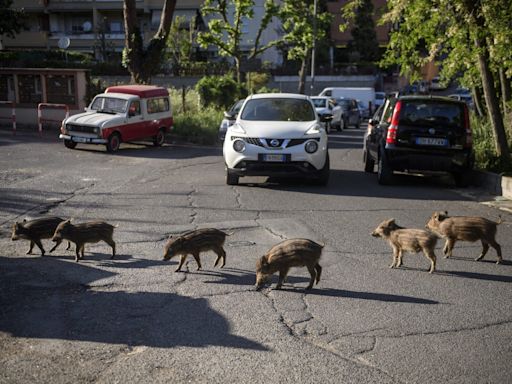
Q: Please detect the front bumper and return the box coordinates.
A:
[59,134,107,144]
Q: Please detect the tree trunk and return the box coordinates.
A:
[472,87,485,118]
[123,0,176,84]
[475,35,510,160]
[499,68,511,112]
[297,52,310,94]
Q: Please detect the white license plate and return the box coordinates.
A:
[72,137,88,143]
[416,137,448,146]
[262,154,286,162]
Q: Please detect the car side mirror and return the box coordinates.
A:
[320,114,333,123]
[224,111,235,119]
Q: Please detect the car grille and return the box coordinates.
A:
[67,124,96,134]
[231,137,318,148]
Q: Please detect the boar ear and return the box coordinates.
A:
[22,219,27,223]
[437,212,448,221]
[387,218,396,225]
[260,255,268,266]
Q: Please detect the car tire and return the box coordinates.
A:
[452,171,471,188]
[363,149,375,173]
[377,151,394,185]
[64,139,77,149]
[314,153,330,186]
[226,169,239,185]
[153,128,166,147]
[106,132,121,153]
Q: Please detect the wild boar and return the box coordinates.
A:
[255,238,323,290]
[51,219,116,262]
[163,228,228,272]
[426,211,502,264]
[372,218,438,273]
[11,216,71,256]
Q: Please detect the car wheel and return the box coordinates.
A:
[64,139,77,149]
[106,132,121,153]
[314,153,330,186]
[452,171,471,187]
[226,169,239,185]
[377,151,394,185]
[363,149,375,173]
[153,128,166,147]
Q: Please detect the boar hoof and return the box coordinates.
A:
[496,259,502,264]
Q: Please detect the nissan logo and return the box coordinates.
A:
[270,139,280,147]
[428,128,436,135]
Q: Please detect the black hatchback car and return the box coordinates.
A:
[363,95,474,186]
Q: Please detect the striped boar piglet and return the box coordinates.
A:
[255,239,323,291]
[372,218,438,273]
[163,228,228,272]
[52,220,116,262]
[426,211,503,264]
[11,216,71,256]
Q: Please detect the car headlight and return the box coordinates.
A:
[233,139,246,153]
[305,123,321,135]
[305,140,318,154]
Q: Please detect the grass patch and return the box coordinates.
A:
[171,108,223,145]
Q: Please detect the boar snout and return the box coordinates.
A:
[371,230,380,238]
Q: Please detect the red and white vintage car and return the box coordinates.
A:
[59,85,173,152]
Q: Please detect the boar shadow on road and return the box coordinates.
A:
[0,256,268,351]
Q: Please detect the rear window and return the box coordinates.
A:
[147,97,170,114]
[240,98,316,121]
[398,101,464,128]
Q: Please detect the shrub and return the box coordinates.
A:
[171,107,223,145]
[195,74,246,110]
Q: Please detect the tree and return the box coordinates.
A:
[197,0,280,84]
[279,0,332,94]
[347,0,379,63]
[0,0,26,39]
[122,0,176,84]
[166,15,197,75]
[342,0,511,162]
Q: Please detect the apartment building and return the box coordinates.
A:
[1,0,205,57]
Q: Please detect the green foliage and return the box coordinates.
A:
[172,108,223,145]
[347,0,380,63]
[472,113,512,173]
[0,0,26,38]
[195,74,247,109]
[166,15,196,71]
[246,72,270,93]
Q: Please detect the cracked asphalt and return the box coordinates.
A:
[0,128,511,383]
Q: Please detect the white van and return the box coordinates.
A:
[319,87,376,110]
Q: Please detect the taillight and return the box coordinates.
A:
[463,105,472,148]
[386,101,402,144]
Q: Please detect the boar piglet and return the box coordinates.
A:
[255,239,323,291]
[426,211,502,264]
[11,216,71,256]
[372,218,438,273]
[163,228,228,272]
[52,220,116,262]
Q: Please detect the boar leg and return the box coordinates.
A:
[483,239,502,264]
[49,239,62,253]
[390,245,399,268]
[314,264,322,284]
[276,269,289,290]
[105,238,116,259]
[26,241,35,255]
[306,265,317,290]
[33,239,45,256]
[74,243,81,262]
[213,246,226,268]
[66,241,71,250]
[175,255,187,272]
[192,252,202,271]
[424,249,436,273]
[476,241,489,261]
[444,239,455,258]
[396,248,404,268]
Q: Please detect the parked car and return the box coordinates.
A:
[59,85,173,153]
[430,76,448,91]
[219,99,245,142]
[374,91,386,109]
[448,93,474,110]
[336,97,361,128]
[310,96,342,132]
[319,87,375,111]
[223,93,329,186]
[363,95,474,186]
[357,100,371,119]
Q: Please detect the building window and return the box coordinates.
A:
[46,75,76,105]
[110,21,123,33]
[18,75,43,104]
[0,75,15,101]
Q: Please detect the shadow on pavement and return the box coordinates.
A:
[0,256,268,351]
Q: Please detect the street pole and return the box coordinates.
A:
[310,0,317,96]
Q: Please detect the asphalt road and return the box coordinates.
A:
[0,127,511,384]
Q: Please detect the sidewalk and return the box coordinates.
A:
[464,171,512,214]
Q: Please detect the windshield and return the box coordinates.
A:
[240,98,316,121]
[399,101,464,128]
[336,99,351,107]
[311,98,328,108]
[90,97,128,114]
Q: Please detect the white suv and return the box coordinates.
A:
[223,93,329,186]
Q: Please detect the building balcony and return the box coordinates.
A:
[2,31,49,49]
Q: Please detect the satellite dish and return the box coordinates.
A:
[82,21,92,32]
[58,36,70,49]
